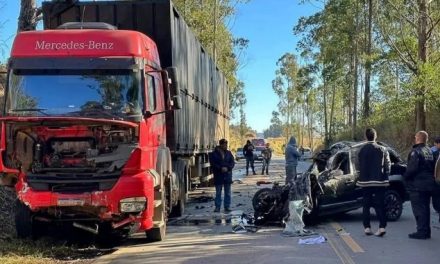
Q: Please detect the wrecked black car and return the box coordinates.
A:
[253,141,408,225]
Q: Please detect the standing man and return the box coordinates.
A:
[404,131,435,239]
[261,143,273,175]
[357,128,391,237]
[430,137,440,153]
[210,139,235,213]
[285,136,301,184]
[243,140,256,175]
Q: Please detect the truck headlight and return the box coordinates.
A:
[120,197,147,213]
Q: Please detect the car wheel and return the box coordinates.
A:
[384,189,403,221]
[252,188,273,211]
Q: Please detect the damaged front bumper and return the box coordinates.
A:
[16,170,155,232]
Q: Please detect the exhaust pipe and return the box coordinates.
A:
[73,222,99,235]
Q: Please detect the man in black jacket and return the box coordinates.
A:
[210,139,235,213]
[404,131,435,239]
[243,140,256,175]
[357,128,391,237]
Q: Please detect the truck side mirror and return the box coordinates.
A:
[166,67,182,110]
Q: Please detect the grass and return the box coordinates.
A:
[0,238,109,264]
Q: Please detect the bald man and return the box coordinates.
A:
[404,131,436,239]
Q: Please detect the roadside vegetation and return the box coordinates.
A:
[0,238,103,264]
[262,0,440,156]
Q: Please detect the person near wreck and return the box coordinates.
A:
[210,139,235,213]
[431,137,440,221]
[357,128,391,237]
[261,143,273,175]
[404,131,436,239]
[285,136,301,184]
[243,140,256,175]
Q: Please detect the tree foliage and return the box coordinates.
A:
[289,0,440,151]
[172,0,250,112]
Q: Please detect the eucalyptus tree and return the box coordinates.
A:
[173,0,250,113]
[272,53,299,141]
[263,111,283,138]
[18,0,41,32]
[376,0,440,131]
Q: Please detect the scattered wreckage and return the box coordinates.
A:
[253,141,408,225]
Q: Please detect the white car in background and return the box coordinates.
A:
[301,147,313,160]
[235,148,245,161]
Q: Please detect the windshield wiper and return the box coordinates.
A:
[77,109,123,119]
[10,108,49,116]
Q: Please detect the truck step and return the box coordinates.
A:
[154,200,162,207]
[153,221,165,228]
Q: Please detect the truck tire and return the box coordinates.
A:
[170,198,184,218]
[146,209,166,242]
[146,179,168,242]
[384,189,403,221]
[15,200,33,238]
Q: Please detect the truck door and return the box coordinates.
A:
[145,71,165,147]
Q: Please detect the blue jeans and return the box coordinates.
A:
[246,156,255,174]
[285,165,297,184]
[215,184,231,209]
[262,158,271,174]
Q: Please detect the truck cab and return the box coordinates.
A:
[2,22,179,241]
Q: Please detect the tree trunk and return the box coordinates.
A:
[329,84,337,144]
[363,0,372,119]
[18,0,38,32]
[323,79,329,147]
[415,0,428,131]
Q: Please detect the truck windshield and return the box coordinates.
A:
[5,69,143,119]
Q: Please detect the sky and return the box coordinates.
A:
[0,0,318,133]
[230,0,318,133]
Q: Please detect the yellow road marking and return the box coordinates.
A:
[330,222,365,253]
[324,231,350,264]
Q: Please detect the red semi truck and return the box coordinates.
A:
[1,0,229,241]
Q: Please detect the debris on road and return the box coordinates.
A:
[256,180,272,186]
[232,213,259,233]
[191,196,214,203]
[298,235,327,245]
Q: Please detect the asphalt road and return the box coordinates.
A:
[94,157,440,264]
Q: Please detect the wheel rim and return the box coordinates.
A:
[254,190,273,211]
[385,193,402,220]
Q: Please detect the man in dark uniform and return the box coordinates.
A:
[404,131,435,239]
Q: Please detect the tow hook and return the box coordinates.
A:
[112,215,136,229]
[73,222,99,235]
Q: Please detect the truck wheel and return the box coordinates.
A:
[170,198,185,218]
[15,200,33,238]
[146,181,168,242]
[384,189,403,221]
[146,211,166,242]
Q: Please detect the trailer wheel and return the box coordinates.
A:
[170,198,185,218]
[15,200,33,238]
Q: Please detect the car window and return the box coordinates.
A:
[350,147,361,172]
[331,152,350,175]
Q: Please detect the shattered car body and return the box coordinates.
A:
[253,141,407,225]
